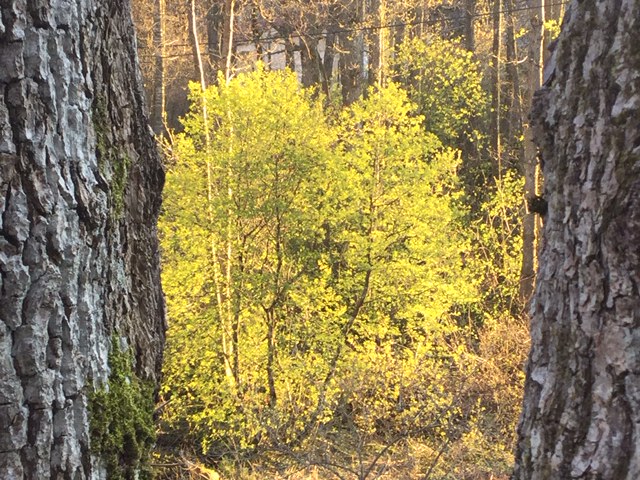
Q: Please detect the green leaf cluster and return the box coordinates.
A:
[392,36,487,147]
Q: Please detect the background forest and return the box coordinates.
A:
[129,0,564,478]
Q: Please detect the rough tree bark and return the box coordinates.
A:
[0,0,164,478]
[513,0,640,478]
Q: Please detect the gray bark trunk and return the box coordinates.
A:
[519,0,545,304]
[463,0,475,52]
[206,0,224,67]
[0,0,164,478]
[339,33,364,105]
[337,0,367,105]
[150,0,166,135]
[300,36,321,88]
[503,0,522,151]
[513,0,640,478]
[320,29,337,97]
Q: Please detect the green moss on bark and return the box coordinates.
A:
[93,96,131,217]
[89,338,156,480]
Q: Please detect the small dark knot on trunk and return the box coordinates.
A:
[527,195,548,216]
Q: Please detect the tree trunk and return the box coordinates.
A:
[188,0,204,84]
[490,0,502,160]
[519,0,545,303]
[339,33,364,105]
[300,36,321,88]
[151,0,166,135]
[320,29,337,97]
[221,0,236,83]
[207,0,224,68]
[265,307,278,409]
[463,0,476,52]
[189,0,207,91]
[0,0,164,478]
[503,0,522,156]
[250,1,263,58]
[368,0,388,88]
[339,0,366,105]
[513,0,640,478]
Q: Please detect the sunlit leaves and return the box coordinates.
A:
[159,67,501,473]
[161,65,339,452]
[335,83,477,338]
[392,36,487,147]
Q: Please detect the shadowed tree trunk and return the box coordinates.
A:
[300,35,322,88]
[338,0,367,105]
[519,0,545,303]
[490,0,502,159]
[207,0,224,68]
[339,32,365,105]
[0,0,164,477]
[320,29,337,97]
[503,0,522,156]
[463,0,475,52]
[151,0,166,135]
[513,0,640,477]
[368,0,388,88]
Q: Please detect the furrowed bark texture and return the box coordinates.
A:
[0,0,165,478]
[513,0,640,478]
